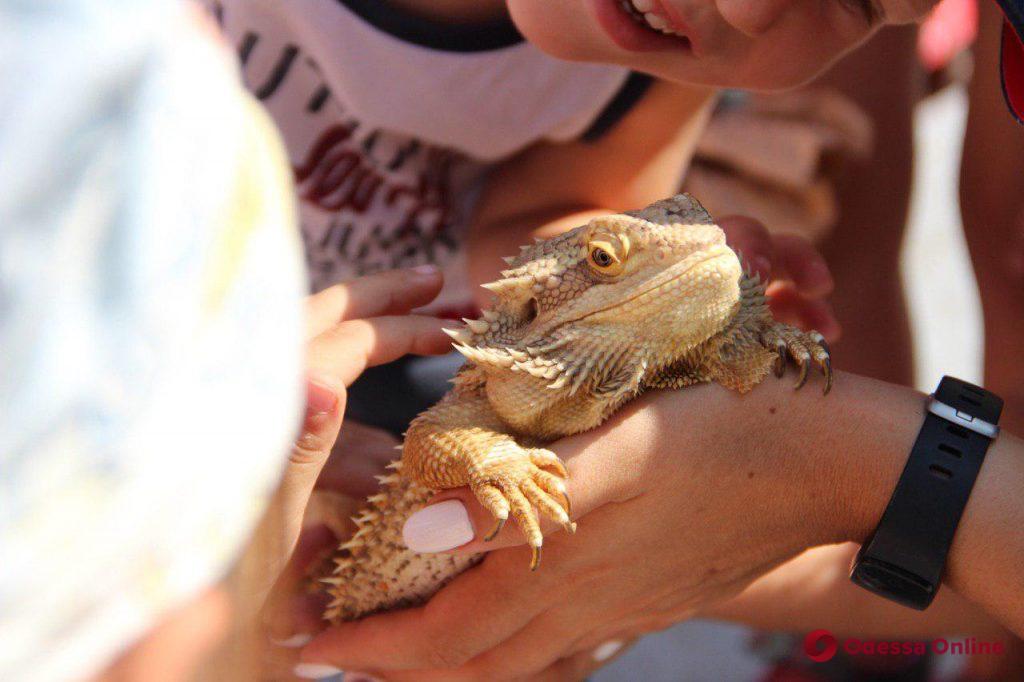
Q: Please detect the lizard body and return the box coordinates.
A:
[322,194,831,622]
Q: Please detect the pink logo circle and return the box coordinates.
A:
[804,629,839,662]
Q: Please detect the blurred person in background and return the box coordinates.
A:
[0,1,453,680]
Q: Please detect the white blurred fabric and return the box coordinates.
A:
[0,1,306,680]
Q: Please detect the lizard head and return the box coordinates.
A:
[446,194,743,386]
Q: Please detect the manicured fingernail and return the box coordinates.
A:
[270,633,313,648]
[411,264,439,276]
[592,639,624,662]
[293,663,343,679]
[402,499,474,552]
[306,380,338,416]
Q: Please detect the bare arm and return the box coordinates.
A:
[296,371,1024,679]
[707,543,1013,640]
[696,371,1024,638]
[439,369,1024,639]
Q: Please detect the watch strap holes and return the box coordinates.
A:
[959,393,982,407]
[938,443,962,458]
[929,464,954,480]
[946,423,970,439]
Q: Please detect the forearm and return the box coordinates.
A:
[707,543,1012,640]
[692,369,1024,636]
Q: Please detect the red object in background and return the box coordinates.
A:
[1003,18,1024,122]
[917,0,979,70]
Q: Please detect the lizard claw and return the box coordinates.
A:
[773,340,787,378]
[762,325,832,394]
[484,516,506,542]
[809,332,833,395]
[794,358,809,389]
[822,356,833,395]
[530,546,542,571]
[468,446,572,569]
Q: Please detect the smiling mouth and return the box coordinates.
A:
[618,0,690,41]
[591,0,696,54]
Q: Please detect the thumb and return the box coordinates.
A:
[277,376,346,541]
[399,413,647,555]
[401,486,571,556]
[236,376,344,611]
[290,377,344,470]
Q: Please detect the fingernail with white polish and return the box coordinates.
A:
[293,663,344,679]
[402,499,475,552]
[593,639,624,662]
[270,633,313,648]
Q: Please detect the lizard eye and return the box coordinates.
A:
[591,248,614,267]
[587,237,626,276]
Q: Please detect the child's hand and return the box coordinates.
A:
[316,419,402,499]
[239,266,449,619]
[719,215,840,342]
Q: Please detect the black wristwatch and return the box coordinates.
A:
[849,376,1003,610]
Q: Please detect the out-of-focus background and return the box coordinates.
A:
[597,85,983,681]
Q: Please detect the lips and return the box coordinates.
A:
[621,0,688,38]
[588,0,698,55]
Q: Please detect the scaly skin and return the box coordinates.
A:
[322,194,831,622]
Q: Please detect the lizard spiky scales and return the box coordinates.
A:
[322,194,832,622]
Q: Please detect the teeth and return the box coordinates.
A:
[644,12,668,30]
[622,0,687,38]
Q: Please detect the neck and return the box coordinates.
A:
[382,0,509,24]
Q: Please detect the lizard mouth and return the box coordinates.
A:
[569,245,736,322]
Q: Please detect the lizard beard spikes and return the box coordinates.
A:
[319,193,832,622]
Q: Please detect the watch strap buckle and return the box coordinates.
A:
[927,397,1000,439]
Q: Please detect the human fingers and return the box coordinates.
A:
[316,421,401,498]
[371,610,585,682]
[305,266,443,338]
[355,572,638,681]
[308,315,452,388]
[262,524,338,642]
[533,638,637,681]
[769,233,834,298]
[248,314,443,607]
[718,215,774,278]
[766,285,842,343]
[238,377,344,612]
[401,395,661,556]
[297,551,550,673]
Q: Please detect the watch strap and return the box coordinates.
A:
[850,376,1003,609]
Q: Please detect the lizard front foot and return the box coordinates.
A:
[762,324,833,394]
[470,446,574,570]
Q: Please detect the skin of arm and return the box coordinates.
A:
[706,543,1014,641]
[827,378,1024,637]
[466,79,716,302]
[689,370,1024,639]
[295,370,1024,679]
[703,371,1024,639]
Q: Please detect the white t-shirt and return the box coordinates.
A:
[206,0,650,314]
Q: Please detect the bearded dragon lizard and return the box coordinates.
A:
[321,194,831,622]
